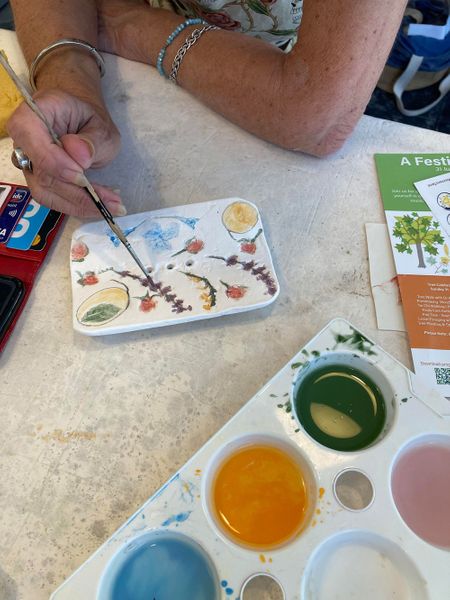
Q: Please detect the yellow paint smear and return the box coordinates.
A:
[319,487,325,499]
[40,429,96,443]
[0,51,23,138]
[259,554,266,563]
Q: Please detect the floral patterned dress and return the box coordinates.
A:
[149,0,303,49]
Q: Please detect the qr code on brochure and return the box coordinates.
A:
[434,368,450,385]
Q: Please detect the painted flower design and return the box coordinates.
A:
[172,238,204,257]
[202,11,241,29]
[181,271,217,310]
[107,220,146,247]
[155,215,199,230]
[76,271,99,286]
[143,221,180,253]
[221,280,248,299]
[239,228,263,254]
[135,291,158,312]
[71,241,89,262]
[209,255,277,296]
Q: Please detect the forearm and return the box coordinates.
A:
[10,0,103,101]
[108,0,406,154]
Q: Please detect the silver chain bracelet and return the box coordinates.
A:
[169,25,218,84]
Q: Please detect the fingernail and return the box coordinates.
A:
[110,203,127,217]
[62,168,87,187]
[78,136,95,160]
[112,188,121,195]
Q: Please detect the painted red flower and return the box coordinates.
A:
[226,285,247,299]
[221,280,247,299]
[71,241,89,262]
[241,241,257,254]
[202,12,241,30]
[186,239,204,254]
[77,271,99,286]
[135,291,158,312]
[172,237,204,257]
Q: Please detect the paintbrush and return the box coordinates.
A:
[0,51,152,282]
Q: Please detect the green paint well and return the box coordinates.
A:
[293,364,386,451]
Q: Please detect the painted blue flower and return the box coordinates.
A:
[107,220,146,247]
[143,221,180,253]
[155,215,199,230]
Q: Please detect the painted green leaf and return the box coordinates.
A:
[81,303,121,324]
[267,29,298,36]
[247,0,271,16]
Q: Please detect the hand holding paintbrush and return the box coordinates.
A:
[1,49,124,219]
[0,52,152,282]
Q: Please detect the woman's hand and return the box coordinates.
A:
[7,88,124,217]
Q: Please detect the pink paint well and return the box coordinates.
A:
[392,438,450,549]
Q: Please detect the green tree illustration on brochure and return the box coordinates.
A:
[375,154,450,402]
[393,213,444,269]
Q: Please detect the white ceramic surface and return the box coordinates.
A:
[70,198,279,335]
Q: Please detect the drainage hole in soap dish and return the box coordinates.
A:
[391,434,450,550]
[333,469,374,511]
[203,434,317,551]
[166,263,175,270]
[97,530,220,600]
[292,353,395,452]
[242,574,285,600]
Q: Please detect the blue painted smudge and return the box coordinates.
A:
[107,221,146,247]
[155,215,199,230]
[161,511,191,527]
[143,221,180,253]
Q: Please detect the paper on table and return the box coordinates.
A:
[414,171,450,239]
[375,153,450,404]
[365,223,406,332]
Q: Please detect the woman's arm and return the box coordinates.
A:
[99,0,407,155]
[7,0,123,216]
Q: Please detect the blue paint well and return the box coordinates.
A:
[99,531,219,600]
[161,511,191,527]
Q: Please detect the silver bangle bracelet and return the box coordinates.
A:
[29,38,105,91]
[169,25,218,84]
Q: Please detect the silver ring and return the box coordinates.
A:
[11,148,33,173]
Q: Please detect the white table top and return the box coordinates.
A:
[0,29,448,600]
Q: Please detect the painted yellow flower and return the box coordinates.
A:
[222,201,258,234]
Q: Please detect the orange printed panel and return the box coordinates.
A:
[398,275,450,350]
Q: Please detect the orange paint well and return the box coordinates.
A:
[212,444,308,549]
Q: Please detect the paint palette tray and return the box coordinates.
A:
[51,319,450,599]
[70,198,279,335]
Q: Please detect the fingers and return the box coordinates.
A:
[6,90,123,217]
[21,170,126,218]
[7,101,86,187]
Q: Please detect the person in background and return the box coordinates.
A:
[6,0,407,217]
